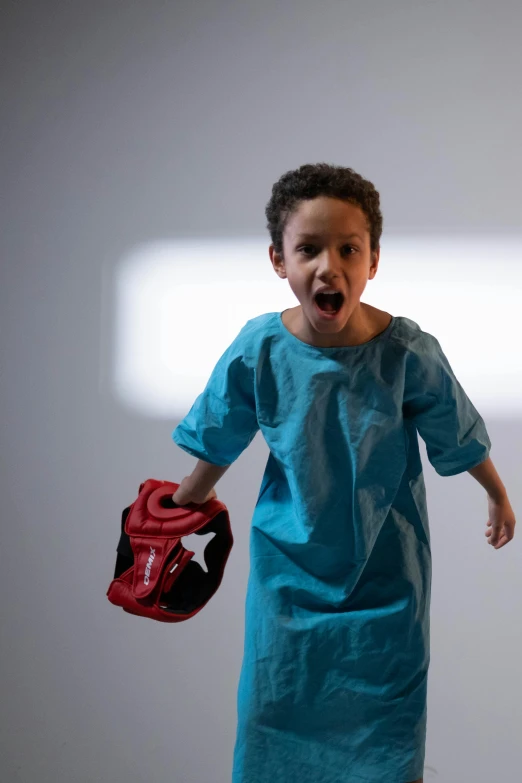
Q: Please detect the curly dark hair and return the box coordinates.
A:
[265,162,383,256]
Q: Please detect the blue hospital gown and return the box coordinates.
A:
[172,311,491,783]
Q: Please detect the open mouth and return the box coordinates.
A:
[314,292,344,314]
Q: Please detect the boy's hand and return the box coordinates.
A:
[485,495,516,549]
[172,476,217,507]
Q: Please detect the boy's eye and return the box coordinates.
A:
[298,245,355,255]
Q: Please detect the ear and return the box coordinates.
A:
[269,245,287,279]
[369,246,380,279]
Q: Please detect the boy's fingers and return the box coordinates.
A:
[485,513,516,547]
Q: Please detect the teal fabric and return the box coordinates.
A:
[172,312,491,783]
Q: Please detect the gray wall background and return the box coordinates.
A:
[1,2,520,781]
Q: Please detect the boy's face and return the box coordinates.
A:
[269,196,380,343]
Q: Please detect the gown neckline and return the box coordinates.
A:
[278,309,397,353]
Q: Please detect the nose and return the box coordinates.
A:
[317,247,344,277]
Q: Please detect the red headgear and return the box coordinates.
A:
[107,479,233,622]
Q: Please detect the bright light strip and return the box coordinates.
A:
[109,236,522,419]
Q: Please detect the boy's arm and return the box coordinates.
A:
[467,456,507,502]
[178,459,231,503]
[469,456,516,548]
[188,458,231,494]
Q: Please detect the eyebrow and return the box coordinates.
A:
[294,233,363,241]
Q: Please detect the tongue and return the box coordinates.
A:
[317,295,339,312]
[316,293,342,313]
[322,301,336,312]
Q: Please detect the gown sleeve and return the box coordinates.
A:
[172,327,259,466]
[403,332,491,477]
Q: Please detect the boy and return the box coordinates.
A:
[172,163,516,783]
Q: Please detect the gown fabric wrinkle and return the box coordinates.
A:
[172,311,491,783]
